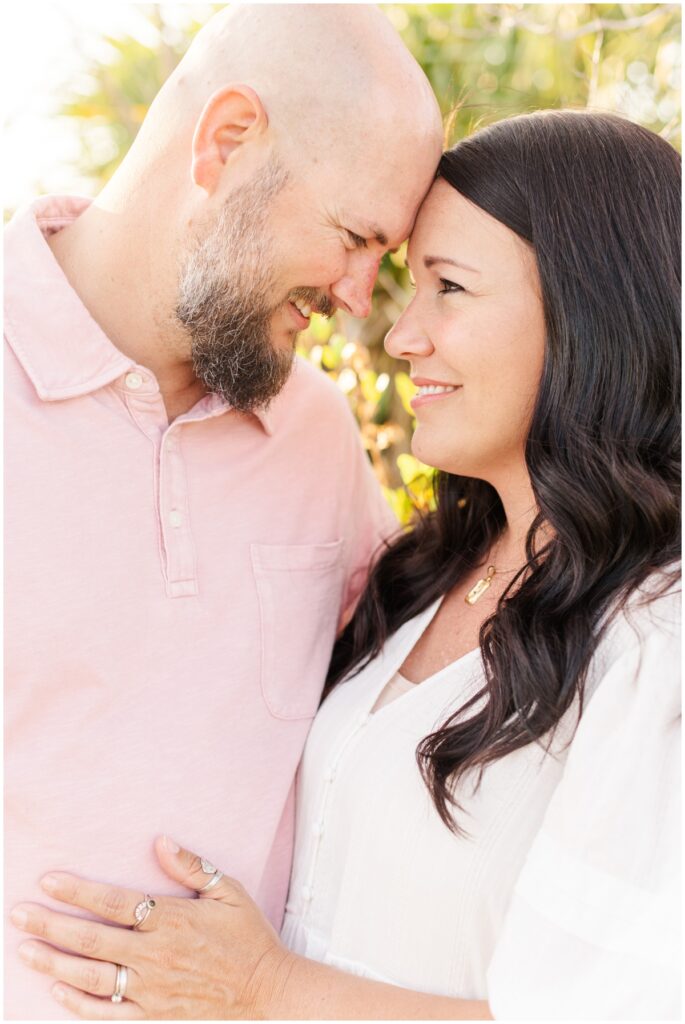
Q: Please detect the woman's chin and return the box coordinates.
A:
[410,431,463,476]
[409,432,431,464]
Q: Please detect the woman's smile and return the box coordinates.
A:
[410,379,463,409]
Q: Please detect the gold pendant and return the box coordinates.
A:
[464,566,496,606]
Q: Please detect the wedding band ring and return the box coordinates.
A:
[133,894,156,929]
[111,963,128,1003]
[199,869,224,892]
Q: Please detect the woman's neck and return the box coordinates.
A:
[487,466,541,570]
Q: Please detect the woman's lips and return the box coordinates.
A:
[410,384,462,410]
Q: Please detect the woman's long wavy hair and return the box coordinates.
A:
[326,111,681,833]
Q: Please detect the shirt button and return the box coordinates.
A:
[323,765,336,783]
[312,821,324,838]
[125,372,143,390]
[357,712,370,728]
[302,885,313,902]
[169,510,183,528]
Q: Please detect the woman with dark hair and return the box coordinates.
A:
[13,111,680,1020]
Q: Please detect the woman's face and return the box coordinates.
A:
[385,179,546,483]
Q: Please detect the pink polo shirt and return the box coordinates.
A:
[4,195,397,1019]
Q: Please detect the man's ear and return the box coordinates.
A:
[191,84,268,193]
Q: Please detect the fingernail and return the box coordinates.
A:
[18,943,36,964]
[53,985,67,1003]
[163,835,180,854]
[11,908,28,928]
[41,874,59,893]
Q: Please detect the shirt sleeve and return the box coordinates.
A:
[486,593,681,1020]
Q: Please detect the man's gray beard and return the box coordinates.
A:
[175,161,295,413]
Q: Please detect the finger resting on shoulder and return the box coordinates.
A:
[52,982,144,1020]
[40,873,153,929]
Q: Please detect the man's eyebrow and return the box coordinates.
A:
[423,255,480,274]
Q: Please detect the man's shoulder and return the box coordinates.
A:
[272,355,354,424]
[288,355,347,398]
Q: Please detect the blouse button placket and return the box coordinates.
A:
[300,710,374,921]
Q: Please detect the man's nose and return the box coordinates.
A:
[331,253,382,319]
[384,301,434,360]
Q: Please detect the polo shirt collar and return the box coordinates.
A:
[4,195,274,435]
[4,196,135,402]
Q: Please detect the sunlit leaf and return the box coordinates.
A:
[397,452,434,486]
[321,345,339,370]
[360,370,379,404]
[308,314,333,343]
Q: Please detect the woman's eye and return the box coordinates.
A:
[438,278,464,295]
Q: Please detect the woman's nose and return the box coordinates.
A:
[384,302,434,360]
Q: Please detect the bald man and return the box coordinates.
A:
[4,6,442,1016]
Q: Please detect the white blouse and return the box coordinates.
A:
[282,576,681,1019]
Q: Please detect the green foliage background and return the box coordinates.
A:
[43,4,683,520]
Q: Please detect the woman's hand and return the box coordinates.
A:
[10,837,293,1020]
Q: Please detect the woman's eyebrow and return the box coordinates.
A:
[423,255,481,274]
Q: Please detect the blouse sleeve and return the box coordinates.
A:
[486,590,681,1020]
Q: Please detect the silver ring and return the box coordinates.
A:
[132,894,156,930]
[199,869,224,892]
[111,963,128,1003]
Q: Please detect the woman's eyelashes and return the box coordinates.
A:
[438,277,464,295]
[405,271,464,295]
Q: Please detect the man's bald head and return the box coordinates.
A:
[151,4,441,162]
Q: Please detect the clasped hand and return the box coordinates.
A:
[11,836,293,1019]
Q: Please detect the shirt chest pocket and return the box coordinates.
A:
[251,540,346,720]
